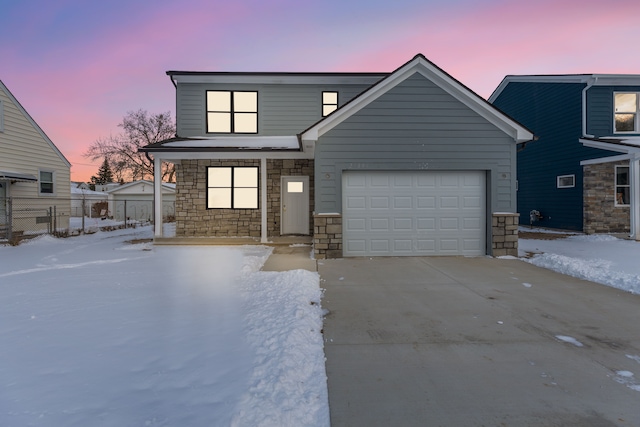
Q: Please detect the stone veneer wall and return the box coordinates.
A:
[313,214,342,259]
[492,213,519,257]
[583,161,630,234]
[175,159,313,237]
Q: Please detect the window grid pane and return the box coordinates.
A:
[615,166,630,205]
[614,93,639,132]
[206,90,257,134]
[207,167,258,209]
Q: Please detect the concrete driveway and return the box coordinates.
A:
[319,256,640,427]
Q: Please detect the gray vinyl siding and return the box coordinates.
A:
[315,73,516,214]
[587,85,640,137]
[176,83,372,137]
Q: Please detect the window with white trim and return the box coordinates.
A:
[39,170,54,194]
[322,91,338,117]
[615,165,630,206]
[207,166,258,209]
[614,92,640,133]
[206,91,257,133]
[557,174,575,188]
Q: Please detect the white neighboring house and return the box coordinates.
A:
[107,180,175,222]
[0,80,71,237]
[70,183,108,217]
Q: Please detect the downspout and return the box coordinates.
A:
[582,76,597,138]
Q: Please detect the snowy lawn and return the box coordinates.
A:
[518,228,640,295]
[0,226,329,426]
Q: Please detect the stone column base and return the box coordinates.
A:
[313,214,342,259]
[492,213,519,257]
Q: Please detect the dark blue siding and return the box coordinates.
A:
[587,86,640,137]
[492,82,613,231]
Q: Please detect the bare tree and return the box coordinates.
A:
[85,109,176,182]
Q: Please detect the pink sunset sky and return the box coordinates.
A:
[3,0,640,182]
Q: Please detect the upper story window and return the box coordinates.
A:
[39,171,54,194]
[207,166,258,209]
[614,92,639,133]
[322,91,338,117]
[615,165,630,206]
[206,91,257,134]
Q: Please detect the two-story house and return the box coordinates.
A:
[490,75,640,240]
[141,54,533,258]
[1,80,71,240]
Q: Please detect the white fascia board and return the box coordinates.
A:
[580,138,640,154]
[580,154,633,166]
[489,75,592,103]
[415,66,533,143]
[149,150,314,161]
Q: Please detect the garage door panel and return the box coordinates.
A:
[370,175,391,187]
[370,218,389,231]
[393,196,412,209]
[417,196,435,208]
[343,170,485,256]
[440,217,459,230]
[370,196,390,209]
[370,240,390,252]
[346,218,366,231]
[417,218,436,230]
[463,196,481,208]
[394,240,413,251]
[440,196,459,209]
[393,218,412,230]
[346,196,366,209]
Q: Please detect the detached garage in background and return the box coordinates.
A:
[107,180,175,222]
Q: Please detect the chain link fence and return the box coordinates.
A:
[1,197,175,244]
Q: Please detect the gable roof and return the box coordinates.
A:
[489,74,640,103]
[300,54,533,144]
[0,80,71,168]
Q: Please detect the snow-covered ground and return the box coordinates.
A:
[518,228,640,295]
[0,225,329,427]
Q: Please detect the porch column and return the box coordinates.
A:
[154,156,163,237]
[631,154,640,241]
[261,157,267,243]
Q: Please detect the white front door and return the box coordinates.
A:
[281,176,309,235]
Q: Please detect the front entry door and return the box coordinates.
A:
[281,176,309,235]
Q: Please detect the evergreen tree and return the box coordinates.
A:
[90,158,114,187]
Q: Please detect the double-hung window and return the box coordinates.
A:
[614,92,640,133]
[206,91,257,133]
[615,165,630,206]
[207,166,258,209]
[322,91,338,117]
[39,171,54,194]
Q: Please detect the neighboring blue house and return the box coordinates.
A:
[490,75,640,239]
[142,54,533,258]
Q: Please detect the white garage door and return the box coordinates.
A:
[343,170,486,256]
